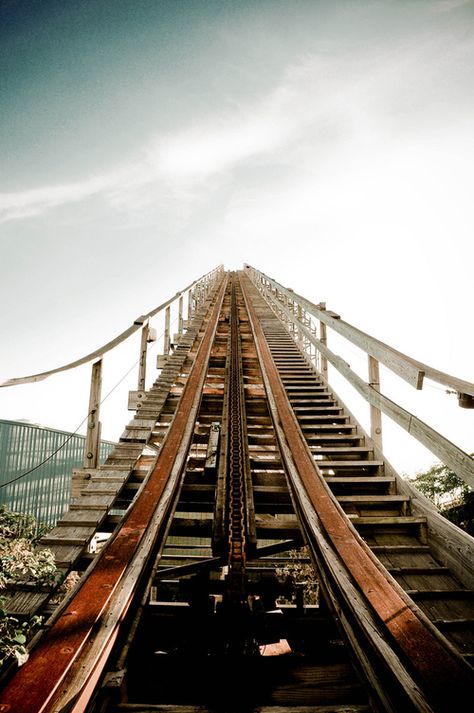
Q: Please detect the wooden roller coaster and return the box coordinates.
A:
[0,267,473,713]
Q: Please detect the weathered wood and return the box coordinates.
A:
[368,355,382,449]
[250,264,474,399]
[57,510,105,527]
[319,301,329,379]
[164,305,171,355]
[267,303,474,488]
[178,294,184,334]
[243,273,473,710]
[113,705,372,713]
[83,359,102,468]
[138,323,150,391]
[41,525,97,546]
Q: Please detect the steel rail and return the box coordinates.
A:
[1,265,223,388]
[240,272,473,713]
[0,275,228,713]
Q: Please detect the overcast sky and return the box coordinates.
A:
[1,0,473,475]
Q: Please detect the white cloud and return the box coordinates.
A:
[1,29,473,225]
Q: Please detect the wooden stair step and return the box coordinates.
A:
[407,589,474,599]
[310,447,372,454]
[42,544,85,567]
[284,386,327,391]
[432,618,474,628]
[387,566,451,575]
[315,461,383,468]
[348,516,426,526]
[294,406,343,412]
[57,510,106,527]
[301,424,357,431]
[81,482,124,495]
[370,545,430,554]
[41,525,97,546]
[297,416,349,422]
[70,494,116,510]
[336,495,409,504]
[325,476,394,484]
[306,435,362,442]
[4,591,51,617]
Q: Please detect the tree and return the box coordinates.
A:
[409,460,473,535]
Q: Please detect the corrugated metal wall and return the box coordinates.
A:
[0,419,115,526]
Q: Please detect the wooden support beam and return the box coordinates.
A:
[137,323,149,391]
[164,305,171,355]
[368,355,382,449]
[187,288,193,319]
[84,359,102,469]
[319,302,328,380]
[178,295,184,335]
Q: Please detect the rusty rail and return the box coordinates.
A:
[240,272,473,713]
[0,275,228,713]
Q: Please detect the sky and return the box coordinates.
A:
[0,0,473,477]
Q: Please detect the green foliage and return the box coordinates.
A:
[409,462,470,509]
[409,459,473,534]
[0,506,57,589]
[0,506,48,544]
[276,547,319,605]
[0,507,58,669]
[0,598,41,668]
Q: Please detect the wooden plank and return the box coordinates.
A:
[4,591,50,616]
[41,525,97,546]
[348,516,426,525]
[70,494,116,510]
[316,461,383,468]
[57,510,105,527]
[114,706,372,713]
[336,495,409,504]
[42,544,85,567]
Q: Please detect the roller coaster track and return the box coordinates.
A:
[0,270,473,713]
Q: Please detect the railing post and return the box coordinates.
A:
[137,323,149,391]
[84,359,102,468]
[178,295,184,334]
[368,355,383,449]
[297,303,304,348]
[188,288,193,318]
[318,302,328,381]
[164,306,171,355]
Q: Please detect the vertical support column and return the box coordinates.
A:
[178,295,184,334]
[84,359,102,468]
[137,323,149,391]
[297,303,304,348]
[368,355,383,449]
[164,305,171,355]
[188,288,193,319]
[319,302,328,381]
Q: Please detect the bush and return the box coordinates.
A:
[0,507,58,668]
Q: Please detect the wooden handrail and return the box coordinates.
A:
[0,265,223,388]
[248,267,474,488]
[245,264,474,403]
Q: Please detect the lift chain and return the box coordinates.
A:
[226,275,249,604]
